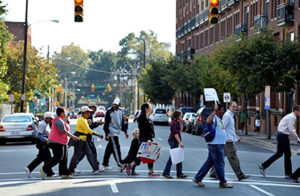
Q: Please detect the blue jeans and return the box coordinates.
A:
[195,144,226,185]
[163,140,183,176]
[262,132,292,176]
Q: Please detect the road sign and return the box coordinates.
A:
[264,85,270,110]
[204,88,219,102]
[9,94,14,103]
[21,94,26,101]
[223,92,231,103]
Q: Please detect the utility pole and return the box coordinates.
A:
[143,39,146,103]
[20,0,29,112]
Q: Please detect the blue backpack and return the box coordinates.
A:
[201,118,217,142]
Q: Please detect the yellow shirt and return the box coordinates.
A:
[76,117,94,141]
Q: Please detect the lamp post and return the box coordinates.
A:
[20,0,59,112]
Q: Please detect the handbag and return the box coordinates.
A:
[201,117,217,142]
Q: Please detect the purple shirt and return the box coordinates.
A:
[168,120,181,142]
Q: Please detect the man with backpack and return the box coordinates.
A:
[193,104,233,188]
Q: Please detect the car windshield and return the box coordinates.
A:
[184,113,191,119]
[2,116,31,123]
[155,109,166,114]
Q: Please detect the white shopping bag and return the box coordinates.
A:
[170,147,184,165]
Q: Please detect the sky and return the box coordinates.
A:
[3,0,176,56]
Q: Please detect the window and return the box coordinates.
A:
[215,24,219,42]
[209,28,214,44]
[290,32,295,41]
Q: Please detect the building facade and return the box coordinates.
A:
[5,21,31,44]
[176,0,300,134]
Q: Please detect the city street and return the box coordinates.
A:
[0,120,299,196]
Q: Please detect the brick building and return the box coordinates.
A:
[176,0,300,134]
[5,21,31,44]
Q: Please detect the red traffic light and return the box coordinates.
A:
[210,0,219,6]
[75,0,83,3]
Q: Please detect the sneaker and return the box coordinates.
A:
[60,175,73,179]
[99,165,105,172]
[163,174,173,179]
[131,171,139,176]
[238,175,250,181]
[284,175,291,179]
[177,174,188,179]
[120,164,126,173]
[192,178,205,187]
[39,168,45,180]
[93,169,103,175]
[46,174,57,179]
[75,169,81,174]
[259,164,265,177]
[126,164,131,176]
[219,183,233,188]
[102,165,113,170]
[25,167,31,178]
[148,172,160,177]
[291,177,299,183]
[70,171,79,176]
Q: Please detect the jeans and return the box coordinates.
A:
[195,144,226,185]
[261,132,292,176]
[163,140,182,176]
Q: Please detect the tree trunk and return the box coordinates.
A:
[244,95,248,135]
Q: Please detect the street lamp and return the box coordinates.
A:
[20,0,59,112]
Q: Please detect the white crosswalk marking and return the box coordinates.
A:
[110,183,119,193]
[250,185,274,196]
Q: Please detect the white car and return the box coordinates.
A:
[149,109,169,125]
[0,113,38,144]
[183,112,195,132]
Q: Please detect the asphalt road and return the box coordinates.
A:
[0,120,299,196]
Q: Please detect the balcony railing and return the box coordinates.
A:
[276,3,294,26]
[254,14,268,32]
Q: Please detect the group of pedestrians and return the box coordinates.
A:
[25,99,300,186]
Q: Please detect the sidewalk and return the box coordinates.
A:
[237,130,300,156]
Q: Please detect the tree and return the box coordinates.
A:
[0,3,12,102]
[5,42,56,109]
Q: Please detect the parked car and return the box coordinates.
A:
[193,106,214,135]
[0,113,38,144]
[95,109,105,118]
[149,108,169,125]
[133,110,141,123]
[183,112,194,132]
[179,106,196,115]
[186,114,196,133]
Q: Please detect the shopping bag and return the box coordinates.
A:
[170,147,184,164]
[138,142,161,164]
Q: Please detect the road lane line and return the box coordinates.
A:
[250,185,274,196]
[110,183,119,193]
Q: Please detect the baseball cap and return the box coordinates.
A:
[44,112,54,119]
[88,102,97,108]
[113,98,121,105]
[81,106,92,113]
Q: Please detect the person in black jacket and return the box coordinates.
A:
[138,102,160,177]
[102,98,129,170]
[121,129,141,176]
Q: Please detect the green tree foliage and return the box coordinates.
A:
[5,42,57,105]
[140,58,175,104]
[52,43,89,82]
[0,3,11,102]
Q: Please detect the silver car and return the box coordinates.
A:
[149,109,169,125]
[0,113,38,144]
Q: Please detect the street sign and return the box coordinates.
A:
[9,94,14,103]
[223,92,231,103]
[21,94,26,101]
[264,85,270,110]
[204,88,219,102]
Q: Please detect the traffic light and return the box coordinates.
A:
[57,84,63,93]
[209,0,219,25]
[74,0,83,22]
[91,83,95,92]
[107,84,111,92]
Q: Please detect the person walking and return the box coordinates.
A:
[255,111,261,135]
[40,107,79,179]
[138,103,160,177]
[259,105,300,179]
[25,112,54,178]
[162,110,187,179]
[209,101,249,181]
[75,102,104,174]
[291,167,300,183]
[69,106,104,175]
[102,98,129,170]
[193,104,233,188]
